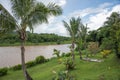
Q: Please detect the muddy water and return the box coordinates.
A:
[0,44,70,68]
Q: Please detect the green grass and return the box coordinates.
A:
[0,54,120,80]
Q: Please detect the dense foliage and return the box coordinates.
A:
[0,32,70,45]
[87,12,120,58]
[0,68,8,76]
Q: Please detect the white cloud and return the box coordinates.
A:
[34,3,120,36]
[34,17,68,36]
[69,2,113,18]
[68,3,120,31]
[87,4,120,31]
[57,0,66,7]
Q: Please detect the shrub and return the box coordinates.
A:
[26,61,36,68]
[0,67,8,76]
[35,56,46,64]
[100,38,114,50]
[101,50,111,58]
[11,64,22,71]
[61,52,65,57]
[53,49,60,58]
[88,42,99,56]
[63,58,75,70]
[64,52,71,57]
[81,50,90,57]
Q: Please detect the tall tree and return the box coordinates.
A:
[63,17,80,61]
[104,12,120,58]
[77,24,88,59]
[1,0,62,79]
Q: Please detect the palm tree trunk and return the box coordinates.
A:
[20,30,33,80]
[71,41,75,61]
[78,45,82,60]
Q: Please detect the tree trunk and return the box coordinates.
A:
[19,30,33,80]
[114,41,120,58]
[71,41,75,61]
[78,45,82,60]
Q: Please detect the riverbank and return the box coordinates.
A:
[0,54,120,80]
[0,41,71,47]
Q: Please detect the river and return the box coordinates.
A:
[0,44,70,68]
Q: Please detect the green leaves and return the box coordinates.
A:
[10,0,62,31]
[63,17,81,39]
[0,4,16,34]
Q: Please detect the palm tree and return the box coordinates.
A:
[77,24,88,59]
[63,17,80,61]
[1,0,62,80]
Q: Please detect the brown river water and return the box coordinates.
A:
[0,44,70,68]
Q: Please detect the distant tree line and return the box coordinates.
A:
[0,31,70,44]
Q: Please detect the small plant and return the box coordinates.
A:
[101,50,111,58]
[35,56,46,64]
[0,67,8,76]
[52,70,75,80]
[11,64,22,71]
[53,49,60,58]
[64,52,71,57]
[61,52,65,57]
[26,61,36,68]
[63,57,75,70]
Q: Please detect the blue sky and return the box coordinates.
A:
[0,0,120,36]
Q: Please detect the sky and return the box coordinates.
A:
[0,0,120,36]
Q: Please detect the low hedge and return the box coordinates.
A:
[26,61,36,68]
[10,64,22,71]
[35,56,46,64]
[0,67,8,76]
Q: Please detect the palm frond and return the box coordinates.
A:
[24,2,62,31]
[47,3,62,16]
[0,4,17,33]
[63,20,72,37]
[10,0,35,20]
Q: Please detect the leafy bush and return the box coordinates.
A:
[53,49,60,58]
[11,64,22,71]
[100,38,114,50]
[100,50,111,58]
[0,67,8,76]
[52,70,75,80]
[64,52,71,57]
[26,61,36,68]
[63,58,75,70]
[61,52,66,57]
[35,56,46,64]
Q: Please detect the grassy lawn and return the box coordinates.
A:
[0,54,120,80]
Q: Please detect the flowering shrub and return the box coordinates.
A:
[101,50,111,58]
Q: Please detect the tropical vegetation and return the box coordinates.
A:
[0,0,62,79]
[0,0,120,79]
